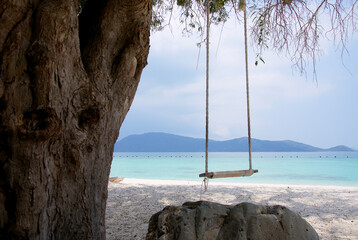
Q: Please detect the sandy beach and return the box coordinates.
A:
[106,178,358,240]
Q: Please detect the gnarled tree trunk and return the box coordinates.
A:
[0,0,151,239]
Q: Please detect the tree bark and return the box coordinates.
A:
[0,0,151,239]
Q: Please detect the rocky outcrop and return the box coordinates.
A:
[146,201,319,240]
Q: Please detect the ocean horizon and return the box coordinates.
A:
[110,152,358,187]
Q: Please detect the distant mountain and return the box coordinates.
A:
[114,132,354,152]
[325,145,353,152]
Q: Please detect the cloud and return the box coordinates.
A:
[120,9,358,148]
[133,15,333,139]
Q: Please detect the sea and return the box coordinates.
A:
[110,152,358,186]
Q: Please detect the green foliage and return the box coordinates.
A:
[177,0,192,7]
[78,0,87,15]
[208,0,231,24]
[254,54,265,66]
[250,3,270,66]
[152,0,233,35]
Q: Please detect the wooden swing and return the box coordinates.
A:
[199,0,258,179]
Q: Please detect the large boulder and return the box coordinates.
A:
[146,201,319,240]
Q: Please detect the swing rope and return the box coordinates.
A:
[205,0,210,177]
[243,1,253,170]
[200,0,257,180]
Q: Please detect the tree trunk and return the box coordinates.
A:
[0,0,151,239]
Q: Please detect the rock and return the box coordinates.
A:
[146,201,319,240]
[109,177,124,183]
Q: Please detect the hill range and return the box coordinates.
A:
[114,132,354,152]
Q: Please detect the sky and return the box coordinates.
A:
[118,10,358,150]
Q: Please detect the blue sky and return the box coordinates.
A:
[119,13,358,150]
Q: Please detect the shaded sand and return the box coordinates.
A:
[106,178,358,240]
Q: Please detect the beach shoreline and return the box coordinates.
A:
[106,178,358,240]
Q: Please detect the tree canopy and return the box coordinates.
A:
[152,0,358,76]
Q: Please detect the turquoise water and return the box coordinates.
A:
[110,152,358,186]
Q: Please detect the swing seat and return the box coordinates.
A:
[199,169,258,179]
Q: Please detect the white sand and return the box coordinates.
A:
[106,178,358,240]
